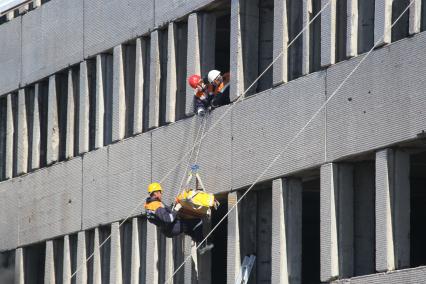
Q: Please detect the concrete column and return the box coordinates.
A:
[347,0,358,57]
[63,236,71,284]
[183,237,193,284]
[321,0,337,67]
[320,163,355,281]
[93,228,101,284]
[166,23,177,124]
[183,236,197,284]
[14,248,24,284]
[130,218,140,284]
[30,85,40,170]
[227,192,241,284]
[76,231,87,284]
[185,13,201,115]
[6,11,14,21]
[79,61,90,154]
[16,89,28,175]
[18,4,29,14]
[320,163,339,281]
[134,38,145,134]
[271,178,302,284]
[5,94,13,179]
[230,1,245,100]
[145,223,159,283]
[45,240,55,284]
[110,222,123,284]
[47,75,59,165]
[409,0,422,34]
[65,70,75,159]
[33,0,41,8]
[301,0,311,75]
[149,31,161,128]
[273,0,289,84]
[165,238,174,283]
[112,45,126,141]
[337,164,355,278]
[95,55,105,149]
[375,149,410,272]
[374,0,393,46]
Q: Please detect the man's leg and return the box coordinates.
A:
[182,219,214,254]
[183,219,204,243]
[211,88,230,108]
[194,97,206,116]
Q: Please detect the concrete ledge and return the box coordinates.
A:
[83,0,154,58]
[0,180,19,250]
[325,31,426,161]
[21,0,84,85]
[232,71,326,189]
[332,266,426,284]
[0,18,21,96]
[154,0,215,27]
[17,157,83,247]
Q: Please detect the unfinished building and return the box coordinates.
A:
[1,0,426,283]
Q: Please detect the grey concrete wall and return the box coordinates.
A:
[0,19,21,96]
[154,0,215,27]
[1,28,426,251]
[21,0,84,86]
[82,133,151,230]
[83,0,153,58]
[0,180,19,250]
[18,158,83,247]
[0,157,84,249]
[232,72,325,189]
[332,266,426,284]
[325,32,426,161]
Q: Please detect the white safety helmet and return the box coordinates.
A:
[207,70,221,84]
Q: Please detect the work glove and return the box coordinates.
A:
[173,203,182,212]
[197,107,206,116]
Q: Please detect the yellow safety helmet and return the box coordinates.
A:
[148,182,162,194]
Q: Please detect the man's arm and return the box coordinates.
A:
[155,207,177,224]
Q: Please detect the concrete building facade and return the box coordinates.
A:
[1,0,426,283]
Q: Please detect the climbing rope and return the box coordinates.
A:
[165,1,416,283]
[175,113,208,198]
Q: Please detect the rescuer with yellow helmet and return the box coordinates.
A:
[144,182,214,254]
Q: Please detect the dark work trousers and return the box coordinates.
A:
[163,218,204,243]
[211,86,230,108]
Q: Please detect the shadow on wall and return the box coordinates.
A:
[0,251,14,283]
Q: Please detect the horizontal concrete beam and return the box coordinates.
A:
[0,19,21,96]
[325,32,426,161]
[21,0,84,85]
[332,265,426,284]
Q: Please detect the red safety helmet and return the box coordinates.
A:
[188,74,202,89]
